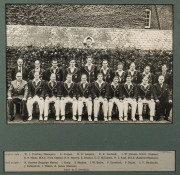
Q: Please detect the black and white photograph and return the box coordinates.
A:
[6,4,173,124]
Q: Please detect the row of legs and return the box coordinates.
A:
[8,96,172,122]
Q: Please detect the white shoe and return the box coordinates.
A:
[104,117,108,122]
[28,116,32,121]
[119,117,124,121]
[139,116,143,121]
[132,117,136,122]
[94,118,98,122]
[39,115,43,121]
[72,116,77,121]
[88,117,92,122]
[124,116,128,121]
[150,116,154,122]
[78,116,82,122]
[61,116,65,121]
[44,116,48,121]
[108,117,112,121]
[56,116,60,121]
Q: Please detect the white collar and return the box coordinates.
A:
[111,82,118,86]
[96,80,104,84]
[143,71,150,76]
[65,80,73,84]
[101,67,109,71]
[49,80,56,84]
[141,83,149,87]
[116,70,124,73]
[85,63,93,67]
[129,69,136,72]
[33,79,41,83]
[125,82,133,86]
[51,66,58,70]
[81,81,88,84]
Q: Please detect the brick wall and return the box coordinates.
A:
[6,4,173,30]
[7,25,173,50]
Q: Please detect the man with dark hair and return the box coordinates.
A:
[28,60,45,80]
[81,55,97,83]
[108,76,123,121]
[60,74,78,121]
[137,76,155,121]
[64,59,81,83]
[77,74,92,122]
[97,59,113,83]
[91,73,109,122]
[44,73,61,121]
[11,58,28,81]
[125,62,140,84]
[114,62,126,84]
[154,75,172,121]
[139,65,155,85]
[7,72,28,121]
[156,64,172,90]
[122,75,137,121]
[27,71,45,121]
[44,58,63,82]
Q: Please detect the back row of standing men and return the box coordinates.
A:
[8,56,172,122]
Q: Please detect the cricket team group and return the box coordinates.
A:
[7,55,172,122]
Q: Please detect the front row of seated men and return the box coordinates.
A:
[7,71,172,122]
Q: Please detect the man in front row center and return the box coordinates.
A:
[7,72,28,121]
[44,73,61,121]
[60,74,78,121]
[77,74,93,122]
[92,73,109,122]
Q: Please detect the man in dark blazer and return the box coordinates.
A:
[114,62,126,84]
[27,71,45,121]
[64,59,81,83]
[11,58,28,81]
[97,59,114,83]
[156,64,172,90]
[108,76,123,121]
[139,65,155,85]
[44,58,63,82]
[125,62,140,84]
[28,60,46,80]
[44,73,61,121]
[91,73,109,122]
[122,75,137,121]
[137,76,155,121]
[81,55,97,83]
[154,75,172,121]
[77,74,92,122]
[60,74,78,121]
[7,72,28,121]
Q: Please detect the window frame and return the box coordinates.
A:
[145,9,152,29]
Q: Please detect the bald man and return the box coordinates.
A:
[28,60,45,80]
[154,75,172,121]
[7,72,28,121]
[11,58,28,81]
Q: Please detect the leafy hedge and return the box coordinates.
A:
[7,46,173,82]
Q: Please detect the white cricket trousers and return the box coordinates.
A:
[44,96,60,117]
[78,97,92,116]
[94,97,108,118]
[123,98,137,118]
[138,99,155,116]
[27,95,44,116]
[61,97,77,116]
[108,97,123,118]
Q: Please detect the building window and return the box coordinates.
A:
[145,9,151,28]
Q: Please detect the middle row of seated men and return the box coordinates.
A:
[8,70,172,122]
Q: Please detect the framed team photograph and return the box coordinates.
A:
[6,4,173,124]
